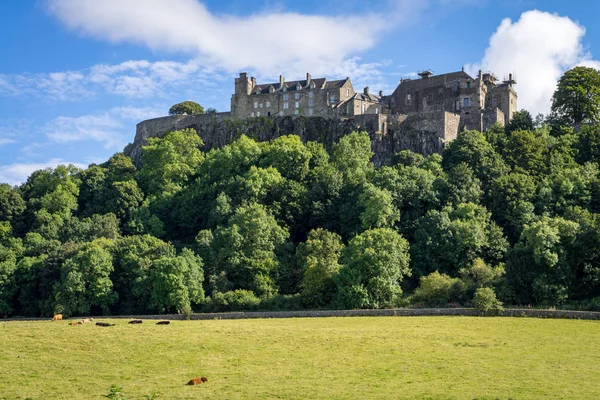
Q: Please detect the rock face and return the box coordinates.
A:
[125,111,459,167]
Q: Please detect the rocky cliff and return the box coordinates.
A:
[125,111,458,166]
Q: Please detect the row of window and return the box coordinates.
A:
[250,108,314,117]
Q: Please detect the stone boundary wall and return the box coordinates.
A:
[3,308,600,322]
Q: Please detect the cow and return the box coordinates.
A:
[156,321,170,325]
[186,377,208,385]
[128,319,143,324]
[96,322,115,327]
[51,314,63,321]
[68,321,79,326]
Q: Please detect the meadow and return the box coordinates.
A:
[0,316,599,399]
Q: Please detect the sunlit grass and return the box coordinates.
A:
[0,316,599,399]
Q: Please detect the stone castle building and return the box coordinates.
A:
[230,68,517,135]
[128,66,517,168]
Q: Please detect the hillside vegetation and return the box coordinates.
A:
[1,67,600,317]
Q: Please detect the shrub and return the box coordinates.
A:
[472,287,504,315]
[259,294,303,311]
[204,290,260,312]
[412,271,466,307]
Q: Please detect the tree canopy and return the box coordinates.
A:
[168,101,205,116]
[551,66,600,126]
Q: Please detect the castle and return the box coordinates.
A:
[230,68,517,135]
[128,67,517,167]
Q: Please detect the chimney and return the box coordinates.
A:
[478,70,482,81]
[364,86,369,95]
[379,90,383,97]
[279,75,284,88]
[251,76,256,90]
[306,72,312,86]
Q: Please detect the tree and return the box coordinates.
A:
[149,248,204,314]
[139,129,204,196]
[411,203,508,279]
[506,110,534,134]
[336,228,411,309]
[0,184,26,223]
[53,241,117,316]
[208,203,289,297]
[551,66,600,126]
[332,131,373,183]
[169,101,204,116]
[297,229,344,308]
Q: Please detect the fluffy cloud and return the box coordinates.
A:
[46,0,420,75]
[467,10,599,116]
[0,59,224,100]
[0,158,87,186]
[43,106,163,149]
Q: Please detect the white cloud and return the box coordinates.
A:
[0,158,87,186]
[0,59,223,100]
[467,10,600,116]
[0,138,16,147]
[46,0,420,75]
[43,106,163,149]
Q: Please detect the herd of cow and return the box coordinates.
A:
[50,314,171,326]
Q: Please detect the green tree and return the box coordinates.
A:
[0,184,26,223]
[411,203,508,279]
[412,271,466,306]
[332,131,373,183]
[259,135,313,181]
[169,101,204,116]
[53,241,117,316]
[149,248,204,313]
[336,228,410,309]
[297,229,344,308]
[551,66,600,126]
[208,203,289,297]
[139,129,204,196]
[506,109,534,134]
[472,287,503,314]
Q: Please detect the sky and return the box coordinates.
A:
[1,0,600,185]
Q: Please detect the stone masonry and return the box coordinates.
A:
[126,67,516,165]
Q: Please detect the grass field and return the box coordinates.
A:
[0,316,599,399]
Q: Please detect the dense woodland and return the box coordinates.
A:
[1,67,600,317]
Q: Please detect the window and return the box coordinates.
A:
[309,91,313,99]
[346,88,350,97]
[266,101,270,108]
[295,101,300,108]
[283,86,287,92]
[466,81,471,88]
[251,112,255,117]
[257,111,260,117]
[463,97,470,107]
[259,103,263,108]
[330,95,336,103]
[295,109,299,115]
[375,107,379,115]
[405,93,411,105]
[296,83,301,90]
[254,102,258,109]
[308,100,313,107]
[455,100,460,111]
[295,93,301,100]
[255,89,261,95]
[283,102,289,109]
[362,103,366,114]
[310,82,315,89]
[453,84,457,91]
[283,94,289,101]
[309,108,314,115]
[279,111,283,116]
[492,98,498,107]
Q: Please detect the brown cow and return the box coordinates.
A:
[68,321,79,326]
[51,314,63,321]
[128,319,143,324]
[186,377,208,385]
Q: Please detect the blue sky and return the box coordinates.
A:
[1,0,599,185]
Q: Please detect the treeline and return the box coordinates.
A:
[1,71,600,317]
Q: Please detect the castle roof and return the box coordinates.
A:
[251,77,349,94]
[393,70,474,94]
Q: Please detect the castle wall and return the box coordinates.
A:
[126,113,450,168]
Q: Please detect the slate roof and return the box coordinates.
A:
[251,77,348,94]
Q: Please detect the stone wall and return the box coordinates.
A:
[125,112,455,167]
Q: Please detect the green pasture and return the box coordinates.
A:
[0,316,598,399]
